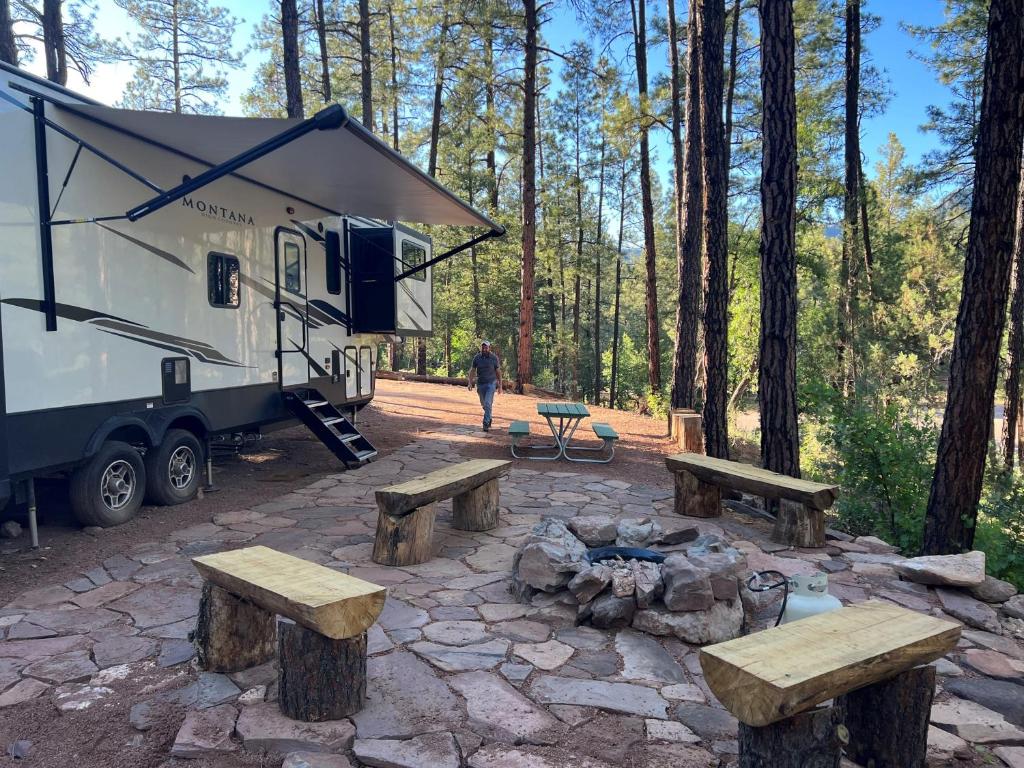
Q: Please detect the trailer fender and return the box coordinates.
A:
[84,407,212,457]
[84,416,157,457]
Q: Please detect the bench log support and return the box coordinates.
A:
[278,620,366,721]
[835,665,935,768]
[738,706,844,768]
[372,503,436,566]
[194,583,276,672]
[771,499,825,548]
[453,478,499,531]
[673,469,722,518]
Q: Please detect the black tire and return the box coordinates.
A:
[144,429,204,506]
[70,441,147,527]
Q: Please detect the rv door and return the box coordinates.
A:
[275,228,310,387]
[395,232,432,336]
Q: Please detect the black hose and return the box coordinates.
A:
[745,570,790,627]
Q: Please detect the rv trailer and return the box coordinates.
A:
[0,63,503,530]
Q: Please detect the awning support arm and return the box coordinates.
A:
[395,228,505,282]
[124,104,349,222]
[31,95,57,332]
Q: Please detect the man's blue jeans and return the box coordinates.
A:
[477,381,496,427]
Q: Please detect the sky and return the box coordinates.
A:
[21,0,953,179]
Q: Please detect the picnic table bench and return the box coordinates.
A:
[372,458,511,566]
[191,545,386,721]
[700,600,960,768]
[510,402,619,462]
[665,452,839,547]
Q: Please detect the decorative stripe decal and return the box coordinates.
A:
[95,223,196,274]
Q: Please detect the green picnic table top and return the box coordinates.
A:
[537,402,590,418]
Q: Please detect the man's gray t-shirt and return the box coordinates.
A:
[472,352,500,385]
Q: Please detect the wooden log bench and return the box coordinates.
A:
[699,600,961,768]
[372,458,511,566]
[191,545,386,721]
[665,452,839,547]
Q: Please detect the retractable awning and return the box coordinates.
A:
[44,98,503,233]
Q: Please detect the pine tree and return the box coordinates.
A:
[13,0,110,82]
[1,0,16,64]
[281,0,303,117]
[114,0,243,114]
[516,0,539,392]
[1003,157,1024,469]
[923,0,1024,554]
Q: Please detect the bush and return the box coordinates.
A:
[975,470,1024,591]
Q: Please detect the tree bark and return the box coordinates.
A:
[738,706,843,768]
[701,0,729,459]
[194,583,276,673]
[372,504,436,566]
[42,0,66,85]
[594,135,606,404]
[923,0,1024,555]
[610,156,627,408]
[837,0,862,393]
[757,0,801,478]
[315,0,331,103]
[484,26,499,211]
[516,0,539,393]
[278,622,366,721]
[358,0,373,130]
[281,0,304,118]
[631,0,662,392]
[670,0,702,411]
[0,0,16,66]
[1003,154,1024,469]
[771,499,825,548]
[835,665,935,768]
[723,0,741,176]
[673,469,721,517]
[452,478,499,531]
[388,2,399,149]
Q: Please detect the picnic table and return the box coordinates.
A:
[508,402,618,463]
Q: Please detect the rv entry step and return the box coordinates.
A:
[284,389,377,467]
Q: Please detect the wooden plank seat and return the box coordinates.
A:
[700,601,960,767]
[665,452,839,547]
[192,545,387,721]
[372,458,511,566]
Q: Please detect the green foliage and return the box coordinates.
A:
[976,470,1024,591]
[803,385,938,555]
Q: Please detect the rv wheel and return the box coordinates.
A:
[144,429,204,506]
[70,441,147,527]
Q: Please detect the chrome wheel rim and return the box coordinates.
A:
[101,460,136,511]
[168,446,196,490]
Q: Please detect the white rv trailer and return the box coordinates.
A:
[0,62,503,530]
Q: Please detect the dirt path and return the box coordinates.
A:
[0,379,681,603]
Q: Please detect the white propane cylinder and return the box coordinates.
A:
[780,573,843,624]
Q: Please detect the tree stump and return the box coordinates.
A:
[771,499,825,547]
[193,582,276,672]
[452,479,499,531]
[738,706,844,768]
[372,503,436,566]
[673,469,722,517]
[671,410,705,453]
[278,620,367,721]
[834,665,935,768]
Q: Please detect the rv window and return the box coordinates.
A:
[401,240,427,282]
[325,231,342,295]
[284,242,302,293]
[207,253,240,308]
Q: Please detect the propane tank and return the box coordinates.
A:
[780,573,843,624]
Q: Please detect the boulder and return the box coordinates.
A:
[568,565,613,604]
[893,551,985,587]
[615,518,662,548]
[969,576,1017,604]
[631,560,663,609]
[1005,595,1024,621]
[661,555,714,612]
[586,593,636,630]
[633,600,743,645]
[0,521,22,539]
[687,550,746,601]
[936,588,1002,633]
[514,530,587,593]
[567,516,618,547]
[853,535,899,554]
[686,534,731,556]
[611,568,635,598]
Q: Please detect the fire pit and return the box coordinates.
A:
[511,516,747,645]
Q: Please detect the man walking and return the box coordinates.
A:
[468,341,503,431]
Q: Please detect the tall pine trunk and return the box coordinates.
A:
[610,156,627,408]
[315,0,331,102]
[757,0,800,478]
[838,0,861,393]
[388,3,399,149]
[484,28,499,211]
[359,0,373,129]
[923,0,1024,554]
[516,0,539,393]
[0,0,16,65]
[670,0,702,410]
[42,0,67,85]
[723,0,740,175]
[594,135,607,405]
[631,0,662,392]
[1003,156,1024,470]
[281,0,304,118]
[701,0,729,458]
[171,0,181,112]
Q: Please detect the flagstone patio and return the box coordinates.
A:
[1,425,1022,767]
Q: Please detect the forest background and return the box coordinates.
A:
[3,0,1024,587]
